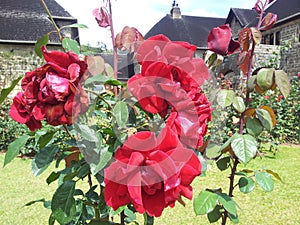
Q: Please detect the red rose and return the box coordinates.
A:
[128,34,210,117]
[166,87,212,149]
[10,46,89,131]
[207,24,240,56]
[9,92,42,131]
[104,129,201,217]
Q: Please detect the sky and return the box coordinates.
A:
[55,0,258,48]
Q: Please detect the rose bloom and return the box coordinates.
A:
[128,34,210,117]
[10,46,89,131]
[207,24,240,56]
[166,87,212,149]
[104,127,201,217]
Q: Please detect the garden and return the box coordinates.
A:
[0,0,299,224]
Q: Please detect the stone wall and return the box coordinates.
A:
[262,18,300,76]
[0,44,62,96]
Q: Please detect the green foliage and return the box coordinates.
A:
[249,76,300,144]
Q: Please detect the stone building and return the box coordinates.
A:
[145,0,300,78]
[145,1,225,59]
[0,0,79,90]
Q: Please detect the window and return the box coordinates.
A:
[275,31,280,45]
[270,33,274,45]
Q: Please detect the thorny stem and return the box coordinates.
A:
[108,0,119,97]
[63,124,73,138]
[222,2,267,224]
[84,88,113,110]
[40,0,62,41]
[120,211,126,225]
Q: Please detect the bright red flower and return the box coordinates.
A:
[128,34,210,117]
[10,46,89,131]
[166,87,212,149]
[104,128,201,217]
[207,24,240,56]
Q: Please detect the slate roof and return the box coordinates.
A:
[144,14,225,48]
[265,0,300,23]
[0,0,78,44]
[225,8,259,27]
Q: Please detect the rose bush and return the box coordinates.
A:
[9,46,89,131]
[1,0,290,224]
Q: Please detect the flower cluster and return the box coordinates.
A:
[9,46,89,131]
[104,34,212,216]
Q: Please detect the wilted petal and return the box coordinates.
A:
[46,74,70,101]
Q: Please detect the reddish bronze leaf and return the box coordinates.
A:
[238,51,251,76]
[115,26,144,53]
[238,28,251,52]
[261,13,277,31]
[261,106,277,126]
[250,27,262,45]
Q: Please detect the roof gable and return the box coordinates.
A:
[265,0,300,22]
[145,14,225,48]
[226,8,258,27]
[0,0,77,44]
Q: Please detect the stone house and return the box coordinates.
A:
[145,1,225,59]
[145,0,300,78]
[0,0,79,90]
[225,0,300,77]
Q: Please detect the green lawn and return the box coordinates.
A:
[0,145,299,225]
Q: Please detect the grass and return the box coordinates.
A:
[0,145,299,225]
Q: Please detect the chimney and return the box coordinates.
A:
[170,0,181,19]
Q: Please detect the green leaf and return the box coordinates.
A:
[256,108,273,131]
[24,198,45,206]
[51,180,76,223]
[216,156,231,171]
[62,38,80,55]
[207,205,222,223]
[193,190,218,215]
[256,68,274,91]
[255,171,274,192]
[218,193,237,216]
[4,134,30,167]
[35,34,49,58]
[238,177,255,193]
[31,158,50,176]
[124,207,136,223]
[85,73,109,85]
[246,117,264,136]
[228,212,239,224]
[266,169,283,183]
[90,147,113,175]
[217,89,235,108]
[37,130,57,149]
[88,219,117,225]
[63,23,88,29]
[205,144,221,159]
[143,213,154,225]
[247,75,257,91]
[275,70,290,99]
[75,124,101,143]
[0,75,23,104]
[113,101,129,128]
[232,96,245,113]
[231,134,257,164]
[47,172,60,185]
[35,145,59,169]
[105,79,124,86]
